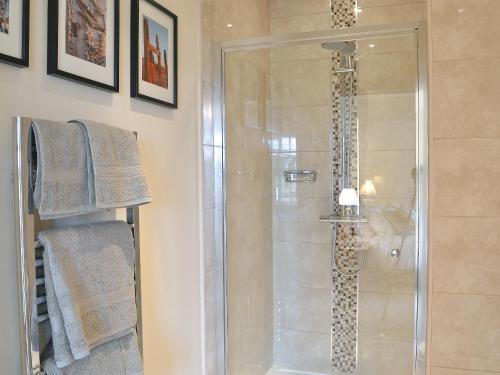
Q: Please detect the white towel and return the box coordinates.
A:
[40,221,138,367]
[71,120,152,210]
[42,332,143,375]
[32,120,94,219]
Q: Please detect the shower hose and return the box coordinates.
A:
[331,222,367,277]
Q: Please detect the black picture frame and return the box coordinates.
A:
[47,0,120,92]
[0,0,30,67]
[130,0,178,109]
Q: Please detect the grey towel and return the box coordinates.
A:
[32,120,94,219]
[40,221,138,368]
[71,120,152,209]
[41,332,143,375]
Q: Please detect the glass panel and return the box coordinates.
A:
[224,33,419,375]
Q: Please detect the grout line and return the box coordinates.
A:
[358,1,426,10]
[434,216,500,220]
[271,12,331,21]
[432,365,500,374]
[433,56,500,63]
[434,135,500,141]
[432,291,500,298]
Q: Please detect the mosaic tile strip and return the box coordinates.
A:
[331,0,357,29]
[330,1,359,372]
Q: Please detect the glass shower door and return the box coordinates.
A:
[223,30,422,375]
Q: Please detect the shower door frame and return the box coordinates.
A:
[215,22,429,375]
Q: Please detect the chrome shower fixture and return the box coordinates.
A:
[321,41,356,53]
[321,41,356,72]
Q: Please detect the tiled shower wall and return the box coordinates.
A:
[201,1,500,375]
[201,1,271,374]
[270,3,335,373]
[429,1,500,375]
[270,1,424,374]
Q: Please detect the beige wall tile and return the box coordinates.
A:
[271,0,330,18]
[357,338,414,375]
[203,146,215,209]
[433,217,500,296]
[271,44,331,63]
[247,245,273,365]
[358,93,416,151]
[360,150,416,199]
[434,138,500,217]
[275,196,331,243]
[271,13,331,35]
[202,81,214,146]
[431,0,500,61]
[213,0,244,41]
[292,105,331,152]
[434,58,500,139]
[360,267,416,294]
[358,52,417,95]
[276,330,331,373]
[431,293,500,372]
[201,1,215,82]
[242,0,271,38]
[432,367,500,375]
[281,287,331,333]
[274,241,331,289]
[359,292,415,341]
[272,59,332,106]
[359,0,425,7]
[272,105,331,152]
[357,3,426,26]
[358,35,417,56]
[358,92,415,123]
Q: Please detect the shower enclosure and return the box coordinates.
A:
[219,23,427,375]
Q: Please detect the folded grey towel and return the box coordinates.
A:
[32,120,94,219]
[40,221,138,368]
[41,331,143,375]
[71,120,152,210]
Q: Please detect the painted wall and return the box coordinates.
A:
[0,1,203,374]
[428,1,500,374]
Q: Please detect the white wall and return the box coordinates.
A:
[0,0,203,374]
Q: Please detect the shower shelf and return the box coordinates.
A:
[284,170,317,183]
[319,215,368,224]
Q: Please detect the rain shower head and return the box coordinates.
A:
[322,41,356,72]
[321,41,356,54]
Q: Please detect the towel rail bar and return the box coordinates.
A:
[13,116,144,375]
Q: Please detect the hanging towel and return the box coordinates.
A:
[32,120,94,219]
[40,221,138,368]
[41,331,143,375]
[71,120,152,210]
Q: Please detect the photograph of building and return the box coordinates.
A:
[142,16,168,89]
[0,0,9,34]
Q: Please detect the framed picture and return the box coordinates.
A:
[0,0,29,67]
[131,0,178,108]
[47,0,119,92]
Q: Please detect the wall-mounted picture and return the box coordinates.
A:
[0,0,10,34]
[131,0,177,108]
[47,0,119,92]
[0,0,29,67]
